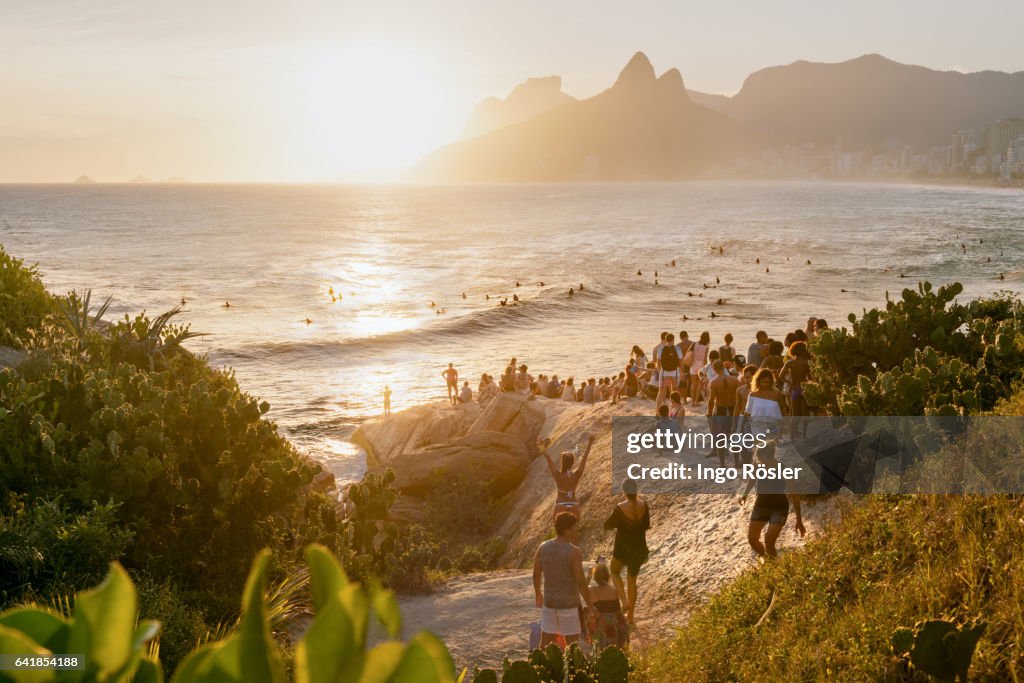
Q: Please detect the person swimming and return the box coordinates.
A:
[539,434,595,522]
[569,288,575,297]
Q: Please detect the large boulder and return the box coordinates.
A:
[0,346,27,370]
[379,431,531,499]
[352,401,480,467]
[467,392,547,449]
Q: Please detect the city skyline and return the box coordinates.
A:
[3,0,1024,182]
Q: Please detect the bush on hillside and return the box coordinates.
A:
[0,246,55,349]
[806,282,1024,415]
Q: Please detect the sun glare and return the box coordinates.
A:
[297,42,445,179]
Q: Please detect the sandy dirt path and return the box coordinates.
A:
[396,570,666,671]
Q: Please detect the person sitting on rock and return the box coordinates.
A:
[539,433,595,522]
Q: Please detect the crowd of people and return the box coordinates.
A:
[420,321,826,651]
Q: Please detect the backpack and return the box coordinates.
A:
[661,344,680,372]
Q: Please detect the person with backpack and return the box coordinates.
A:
[656,332,682,412]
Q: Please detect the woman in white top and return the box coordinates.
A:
[743,368,787,441]
[562,377,577,402]
[688,331,710,405]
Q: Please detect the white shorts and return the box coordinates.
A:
[660,369,680,384]
[541,606,581,636]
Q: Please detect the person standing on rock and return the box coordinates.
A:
[539,433,595,522]
[442,363,459,405]
[604,478,650,626]
[382,385,392,416]
[533,512,593,649]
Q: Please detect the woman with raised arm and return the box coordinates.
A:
[539,433,595,522]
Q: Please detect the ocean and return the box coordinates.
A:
[2,180,1021,484]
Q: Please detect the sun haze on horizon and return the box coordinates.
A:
[2,0,1023,183]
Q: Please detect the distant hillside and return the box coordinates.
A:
[699,54,1024,148]
[464,76,576,138]
[413,52,749,181]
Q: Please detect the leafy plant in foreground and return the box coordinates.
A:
[0,544,462,682]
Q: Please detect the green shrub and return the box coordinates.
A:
[806,282,1024,415]
[0,497,133,608]
[0,247,55,349]
[0,323,338,592]
[134,575,210,674]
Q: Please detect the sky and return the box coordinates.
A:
[2,0,1024,182]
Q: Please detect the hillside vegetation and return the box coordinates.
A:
[643,283,1024,681]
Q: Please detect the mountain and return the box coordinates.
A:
[413,53,749,181]
[464,76,576,138]
[695,54,1024,148]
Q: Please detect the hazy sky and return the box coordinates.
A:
[3,0,1023,182]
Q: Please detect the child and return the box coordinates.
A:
[587,561,628,649]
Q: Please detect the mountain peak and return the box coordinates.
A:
[657,67,687,93]
[614,51,656,87]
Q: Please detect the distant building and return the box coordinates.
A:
[983,119,1024,172]
[1001,135,1024,179]
[928,146,950,175]
[950,129,976,170]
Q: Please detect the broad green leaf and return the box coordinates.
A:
[305,544,350,612]
[236,549,286,683]
[170,639,241,683]
[0,608,69,653]
[358,642,405,683]
[390,632,457,683]
[294,593,357,683]
[371,586,402,640]
[133,657,164,683]
[66,562,136,683]
[0,624,55,683]
[339,585,370,650]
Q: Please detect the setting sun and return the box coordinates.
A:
[296,42,446,178]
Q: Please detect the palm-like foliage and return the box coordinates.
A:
[110,305,205,370]
[57,289,112,352]
[198,566,311,646]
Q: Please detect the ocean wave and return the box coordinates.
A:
[218,284,614,362]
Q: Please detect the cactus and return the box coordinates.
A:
[502,660,542,683]
[471,668,498,683]
[594,646,629,683]
[891,619,986,682]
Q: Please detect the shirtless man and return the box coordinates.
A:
[779,341,812,440]
[442,363,459,405]
[706,360,740,467]
[382,385,392,416]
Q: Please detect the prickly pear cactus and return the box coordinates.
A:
[891,619,986,682]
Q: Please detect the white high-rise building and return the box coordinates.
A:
[950,129,976,170]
